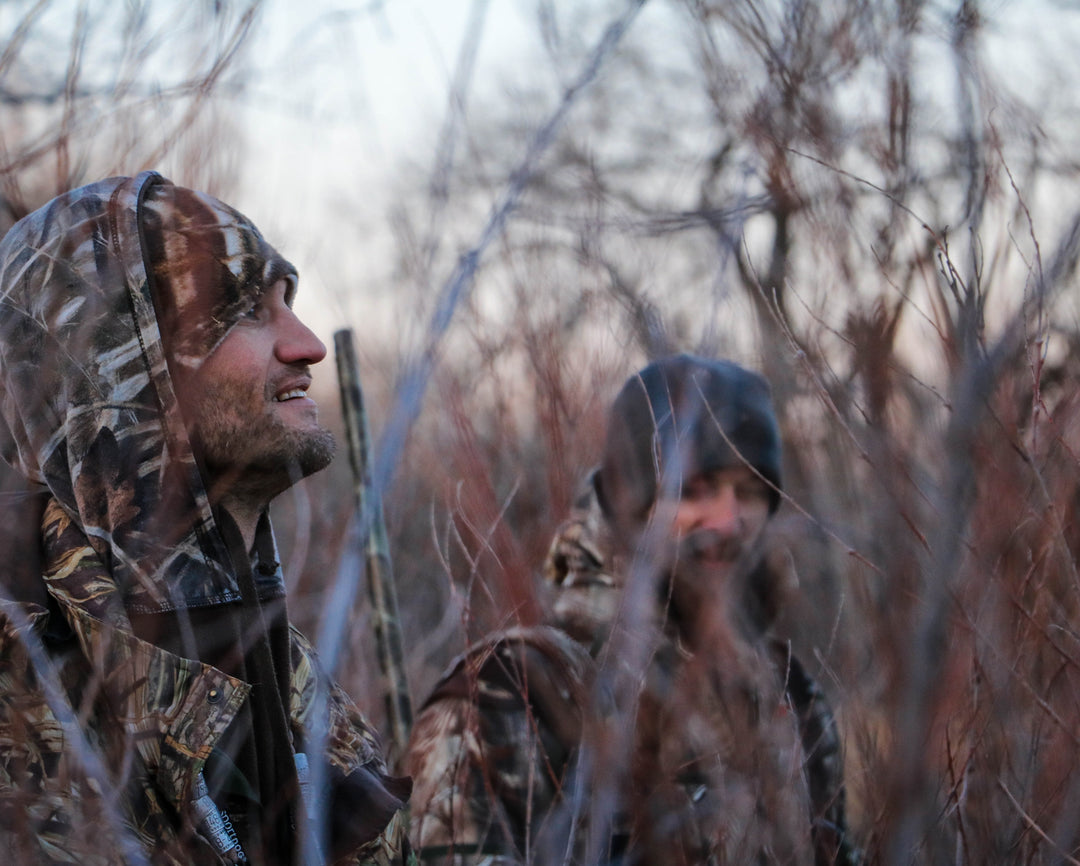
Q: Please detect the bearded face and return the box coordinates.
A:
[637,465,774,645]
[186,366,336,492]
[170,279,336,503]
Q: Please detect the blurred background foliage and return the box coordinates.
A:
[5,0,1080,862]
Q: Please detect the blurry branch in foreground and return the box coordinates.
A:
[367,0,649,627]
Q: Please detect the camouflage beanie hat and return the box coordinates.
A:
[140,181,296,372]
[595,354,783,525]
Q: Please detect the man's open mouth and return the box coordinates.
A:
[680,529,742,564]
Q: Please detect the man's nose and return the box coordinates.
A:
[698,486,740,533]
[276,309,327,365]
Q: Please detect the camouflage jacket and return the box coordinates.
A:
[406,479,859,865]
[0,174,410,865]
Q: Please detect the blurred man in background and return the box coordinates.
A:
[0,172,410,865]
[406,354,859,865]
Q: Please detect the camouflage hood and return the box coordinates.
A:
[0,171,296,613]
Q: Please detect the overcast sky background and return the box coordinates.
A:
[233,0,539,346]
[220,0,1080,351]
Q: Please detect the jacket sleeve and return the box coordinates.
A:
[0,601,110,866]
[404,628,593,865]
[406,691,524,865]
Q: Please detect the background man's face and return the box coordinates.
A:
[668,464,771,569]
[171,278,336,495]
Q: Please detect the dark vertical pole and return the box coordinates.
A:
[334,329,412,757]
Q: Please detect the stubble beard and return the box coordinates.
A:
[189,381,337,502]
[676,527,747,567]
[661,527,754,618]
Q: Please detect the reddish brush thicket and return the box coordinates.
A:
[5,1,1080,864]
[275,300,1080,865]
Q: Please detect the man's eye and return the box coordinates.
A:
[240,302,263,321]
[736,480,769,501]
[681,480,709,501]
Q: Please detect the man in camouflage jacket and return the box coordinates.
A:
[0,173,411,865]
[405,355,860,865]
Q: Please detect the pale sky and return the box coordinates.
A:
[236,0,537,346]
[219,0,1080,352]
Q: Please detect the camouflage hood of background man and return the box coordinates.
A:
[0,172,409,865]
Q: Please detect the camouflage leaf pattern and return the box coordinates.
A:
[0,174,410,864]
[0,172,282,613]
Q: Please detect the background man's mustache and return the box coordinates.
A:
[677,528,745,564]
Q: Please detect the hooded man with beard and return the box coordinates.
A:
[0,173,410,865]
[405,354,859,865]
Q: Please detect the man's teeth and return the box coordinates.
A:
[274,388,307,401]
